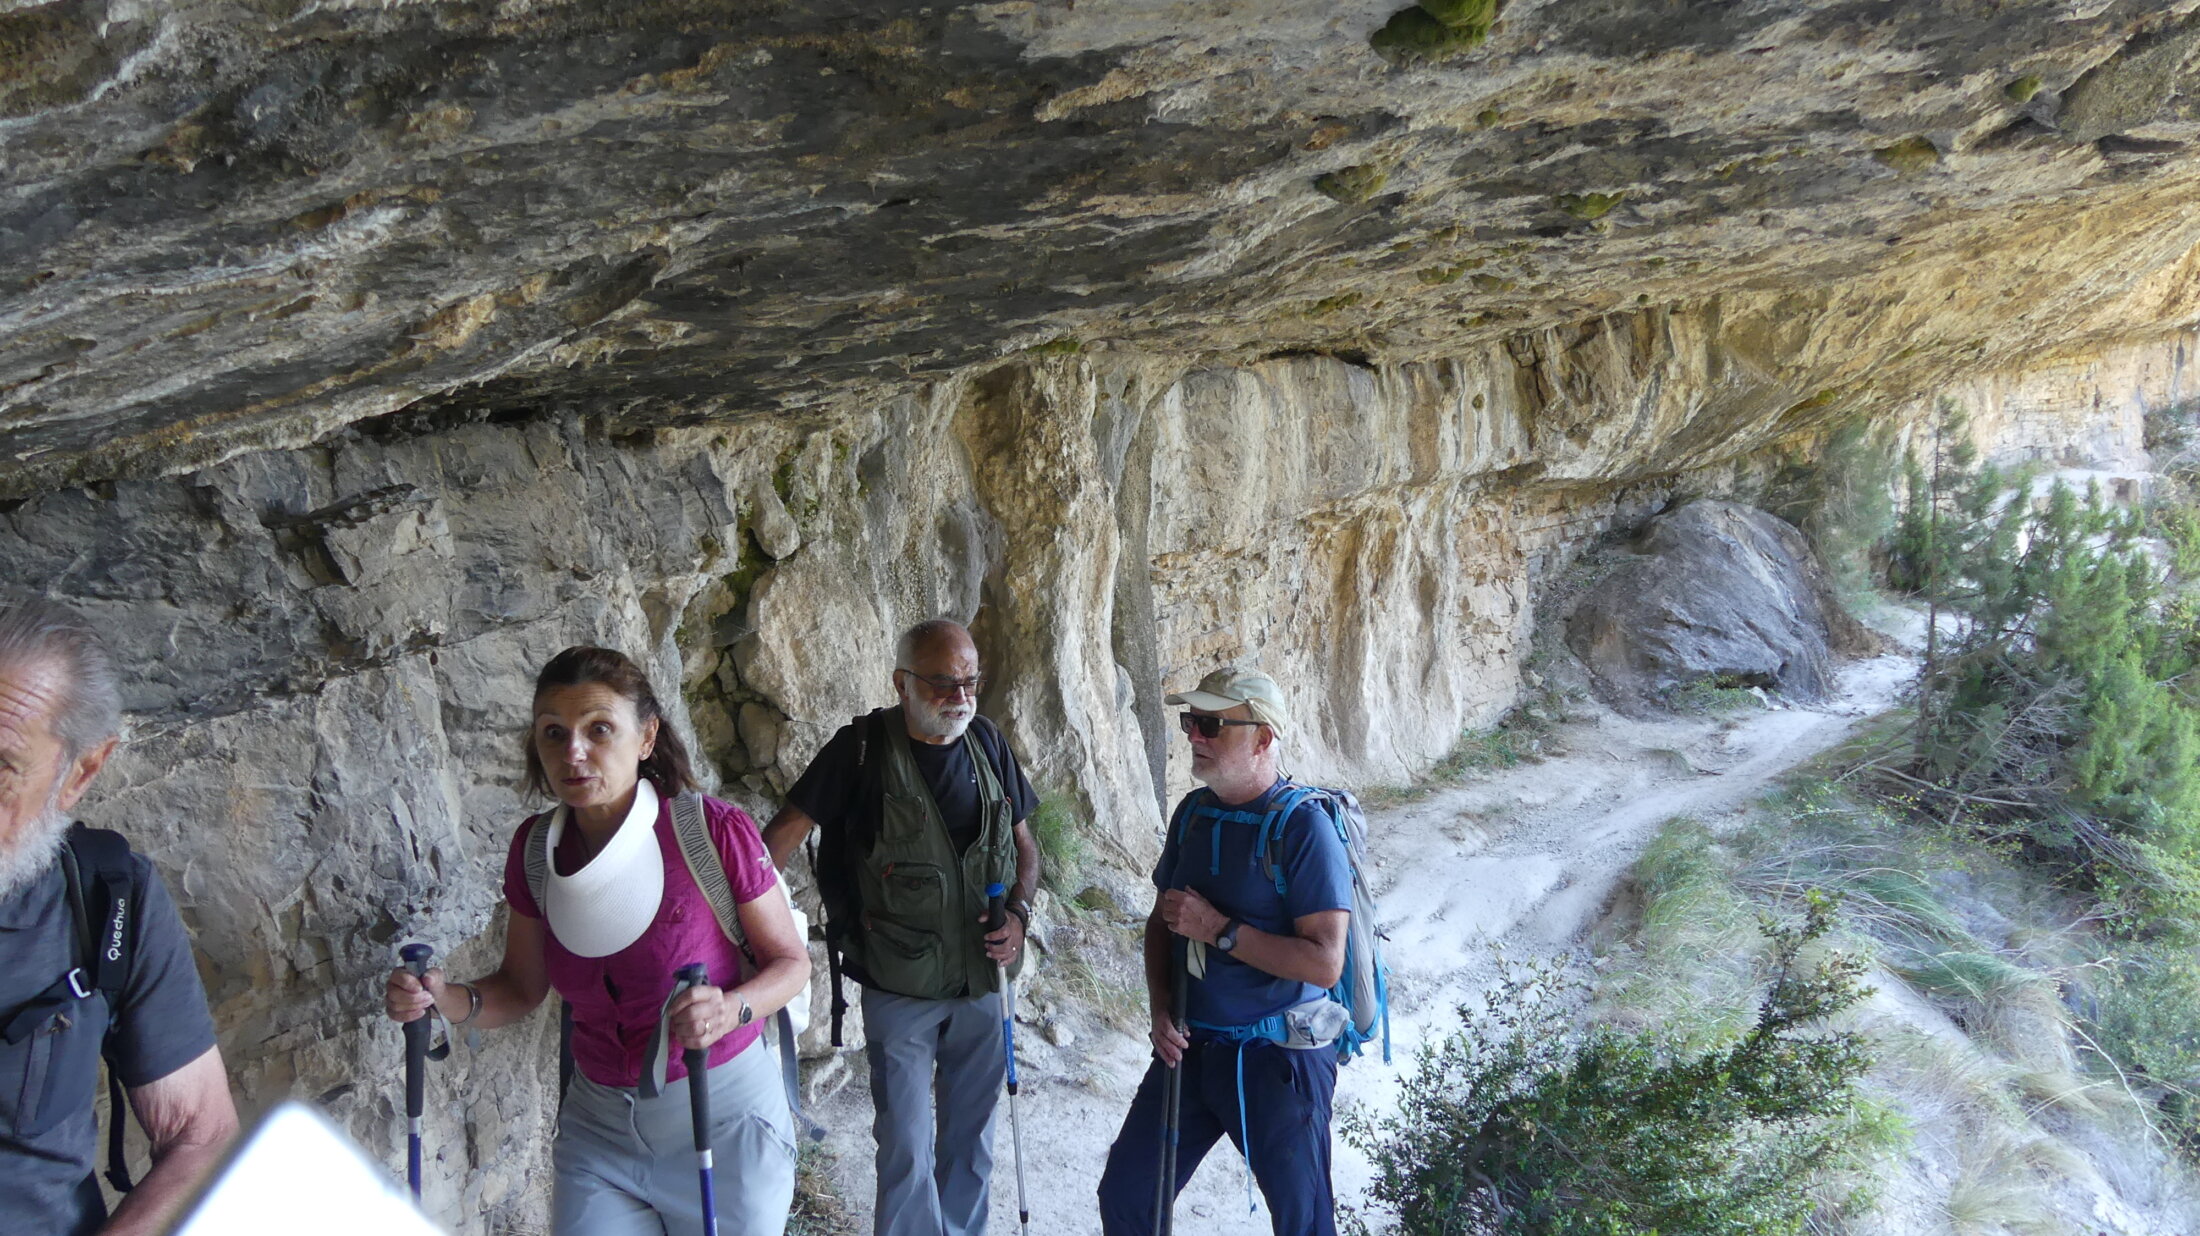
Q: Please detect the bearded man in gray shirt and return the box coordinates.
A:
[0,596,237,1236]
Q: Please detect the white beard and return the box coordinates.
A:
[0,779,70,903]
[906,693,974,742]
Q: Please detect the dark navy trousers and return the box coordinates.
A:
[1096,1038,1340,1236]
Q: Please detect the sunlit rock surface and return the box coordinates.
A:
[9,0,2200,1228]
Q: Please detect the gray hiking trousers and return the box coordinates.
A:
[552,1037,796,1236]
[861,986,1005,1236]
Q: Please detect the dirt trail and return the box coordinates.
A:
[804,652,1917,1235]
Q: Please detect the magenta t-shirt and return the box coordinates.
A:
[503,792,779,1089]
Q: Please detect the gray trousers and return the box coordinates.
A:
[552,1037,796,1236]
[861,986,1005,1236]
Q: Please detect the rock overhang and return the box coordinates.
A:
[6,0,2200,500]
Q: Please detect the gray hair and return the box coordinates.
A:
[0,596,122,761]
[895,618,971,669]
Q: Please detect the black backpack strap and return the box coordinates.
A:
[61,825,141,1194]
[809,830,848,1049]
[815,710,887,1048]
[557,998,574,1114]
[65,826,134,999]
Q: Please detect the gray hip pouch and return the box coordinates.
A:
[1280,998,1349,1050]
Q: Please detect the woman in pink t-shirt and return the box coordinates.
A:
[384,646,810,1235]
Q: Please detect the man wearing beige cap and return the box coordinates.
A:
[1095,668,1353,1235]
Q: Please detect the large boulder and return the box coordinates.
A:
[1565,500,1867,712]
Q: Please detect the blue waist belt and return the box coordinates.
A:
[1184,1017,1290,1215]
[1187,1015,1290,1044]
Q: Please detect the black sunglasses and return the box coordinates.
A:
[1178,713,1265,739]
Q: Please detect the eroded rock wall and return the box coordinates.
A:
[1953,327,2200,471]
[1,293,2188,1230]
[1,324,1751,1226]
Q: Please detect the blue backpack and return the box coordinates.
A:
[1175,782,1392,1064]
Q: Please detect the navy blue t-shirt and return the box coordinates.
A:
[1156,780,1353,1028]
[0,841,219,1236]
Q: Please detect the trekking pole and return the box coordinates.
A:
[399,942,433,1204]
[1154,940,1189,1236]
[987,884,1032,1235]
[674,963,720,1236]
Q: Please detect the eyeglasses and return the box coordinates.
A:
[1178,713,1266,739]
[898,668,985,698]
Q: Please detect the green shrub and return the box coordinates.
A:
[2083,943,2200,1152]
[1348,896,1875,1235]
[1861,405,2200,929]
[1665,675,1766,715]
[1793,418,1901,609]
[1603,818,1763,1049]
[1896,951,2041,1005]
[1027,794,1087,895]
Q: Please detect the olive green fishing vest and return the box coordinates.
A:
[851,709,1021,1000]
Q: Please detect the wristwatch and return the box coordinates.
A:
[733,992,755,1028]
[1215,918,1243,954]
[1007,898,1034,929]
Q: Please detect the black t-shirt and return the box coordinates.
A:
[0,841,219,1236]
[788,708,1037,857]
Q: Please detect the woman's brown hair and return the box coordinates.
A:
[521,645,699,800]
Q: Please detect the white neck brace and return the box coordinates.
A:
[541,779,665,958]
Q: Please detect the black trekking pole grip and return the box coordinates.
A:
[986,884,1007,934]
[399,942,433,1201]
[1170,946,1190,1040]
[674,962,718,1235]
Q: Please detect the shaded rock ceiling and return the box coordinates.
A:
[7,0,2200,499]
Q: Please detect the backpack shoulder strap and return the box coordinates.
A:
[1255,784,1331,896]
[673,796,826,1143]
[1170,788,1214,844]
[521,812,552,915]
[670,791,751,961]
[61,825,142,1195]
[63,825,135,998]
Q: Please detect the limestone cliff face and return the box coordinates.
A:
[0,335,1755,1223]
[5,318,2192,1229]
[9,0,2200,1227]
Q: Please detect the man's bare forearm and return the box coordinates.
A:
[1221,922,1345,989]
[1009,818,1041,909]
[1143,907,1175,1021]
[103,1049,238,1236]
[762,803,814,870]
[102,1135,227,1236]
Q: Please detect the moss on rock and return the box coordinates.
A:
[1370,4,1496,64]
[1314,164,1389,203]
[1420,0,1501,30]
[1871,136,1941,173]
[1556,191,1626,221]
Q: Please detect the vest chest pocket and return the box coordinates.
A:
[859,913,952,999]
[8,1000,104,1139]
[873,861,949,923]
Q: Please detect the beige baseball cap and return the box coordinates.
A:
[1165,668,1291,736]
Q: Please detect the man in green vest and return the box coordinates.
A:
[764,618,1041,1236]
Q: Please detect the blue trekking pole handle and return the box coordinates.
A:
[675,962,719,1236]
[399,942,433,1203]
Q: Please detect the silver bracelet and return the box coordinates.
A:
[454,982,483,1026]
